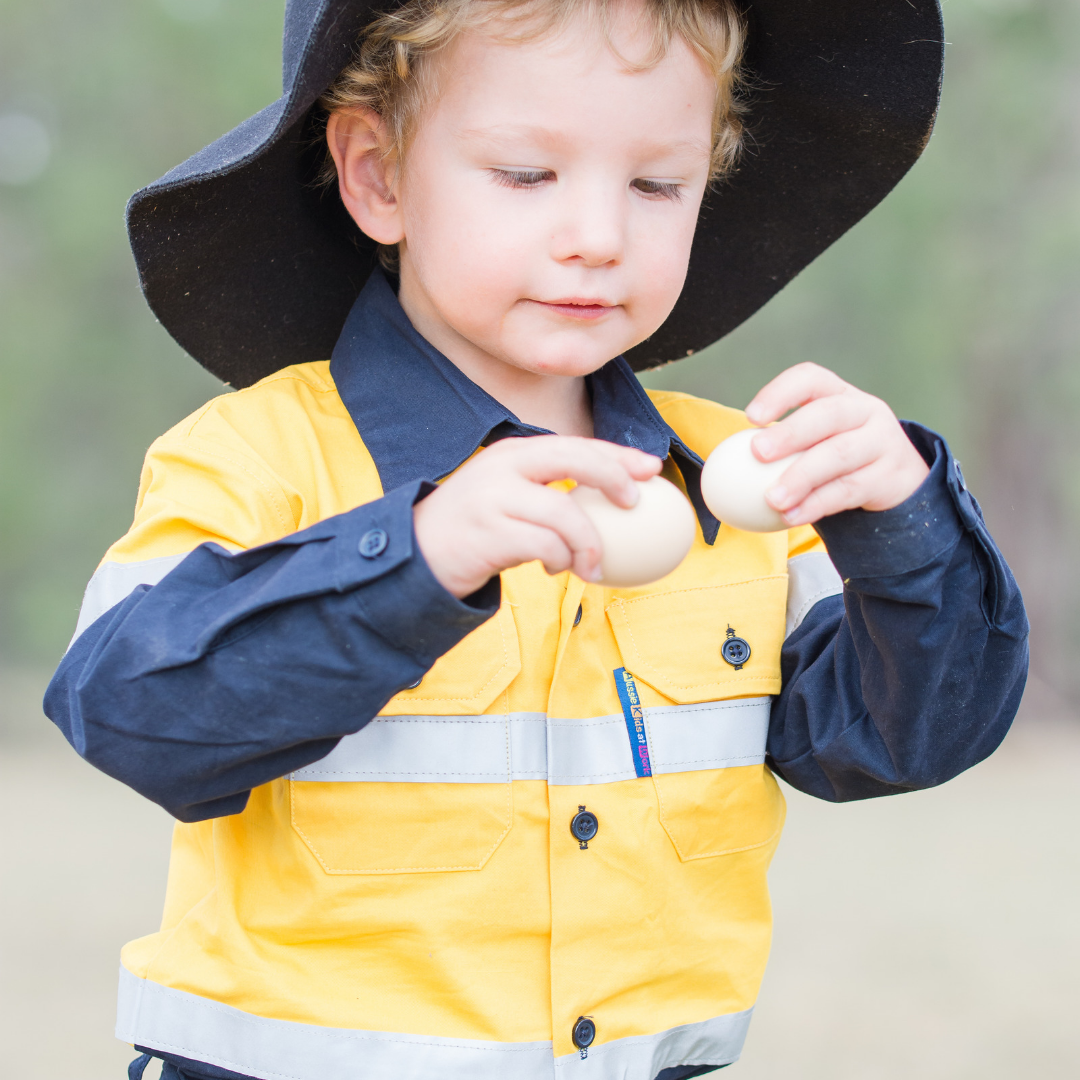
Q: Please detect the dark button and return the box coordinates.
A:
[721,636,751,667]
[358,528,388,559]
[572,1017,596,1050]
[405,676,422,690]
[573,604,583,627]
[570,807,598,844]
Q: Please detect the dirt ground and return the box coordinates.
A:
[2,669,1077,1080]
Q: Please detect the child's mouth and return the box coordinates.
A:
[532,298,617,321]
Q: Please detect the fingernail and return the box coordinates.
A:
[752,435,772,459]
[745,403,763,423]
[589,566,604,583]
[783,507,803,525]
[624,484,640,507]
[767,484,788,509]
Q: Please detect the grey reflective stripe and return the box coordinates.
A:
[117,966,555,1080]
[291,698,771,785]
[117,966,752,1080]
[786,551,843,638]
[554,1008,752,1076]
[69,552,190,648]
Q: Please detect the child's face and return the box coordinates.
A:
[349,3,716,380]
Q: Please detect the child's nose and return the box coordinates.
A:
[551,182,626,267]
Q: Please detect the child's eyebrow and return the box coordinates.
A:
[456,123,711,163]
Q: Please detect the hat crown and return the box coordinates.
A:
[283,0,325,91]
[282,0,369,109]
[128,0,944,388]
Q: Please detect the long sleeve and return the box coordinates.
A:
[44,479,499,822]
[767,422,1029,801]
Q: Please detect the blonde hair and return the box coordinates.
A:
[319,0,745,174]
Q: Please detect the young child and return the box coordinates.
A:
[46,0,1028,1077]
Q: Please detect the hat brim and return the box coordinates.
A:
[128,0,943,388]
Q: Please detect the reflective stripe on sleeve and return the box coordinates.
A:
[291,698,771,785]
[69,552,190,648]
[117,966,752,1080]
[785,551,843,638]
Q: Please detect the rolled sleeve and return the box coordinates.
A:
[768,423,1029,802]
[45,481,499,822]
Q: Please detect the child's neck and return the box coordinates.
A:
[399,282,595,438]
[455,355,595,439]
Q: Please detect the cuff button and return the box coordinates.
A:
[359,528,389,559]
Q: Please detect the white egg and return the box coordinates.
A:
[570,475,697,588]
[700,428,801,533]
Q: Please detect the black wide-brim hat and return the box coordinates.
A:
[129,0,943,388]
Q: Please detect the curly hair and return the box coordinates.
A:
[318,0,746,181]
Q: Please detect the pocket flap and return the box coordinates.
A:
[606,580,786,703]
[382,600,521,715]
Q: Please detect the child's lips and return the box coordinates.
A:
[531,298,618,321]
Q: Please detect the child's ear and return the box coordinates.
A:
[326,107,404,246]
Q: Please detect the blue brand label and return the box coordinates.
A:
[614,667,652,778]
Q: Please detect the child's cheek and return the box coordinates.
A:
[629,228,695,332]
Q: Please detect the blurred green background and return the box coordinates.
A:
[2,2,1079,1078]
[3,0,1080,703]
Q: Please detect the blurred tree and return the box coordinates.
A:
[0,0,282,659]
[1,0,1077,704]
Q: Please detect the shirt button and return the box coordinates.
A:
[358,528,388,559]
[573,604,583,627]
[405,676,422,690]
[572,1016,596,1050]
[721,636,751,667]
[570,808,598,844]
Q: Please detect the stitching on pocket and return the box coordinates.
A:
[396,604,516,706]
[608,580,785,692]
[290,692,514,875]
[646,709,783,862]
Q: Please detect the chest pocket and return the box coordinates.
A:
[290,602,521,874]
[607,581,787,860]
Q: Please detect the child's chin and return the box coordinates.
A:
[511,347,617,378]
[506,329,630,377]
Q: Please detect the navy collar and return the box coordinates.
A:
[330,271,719,544]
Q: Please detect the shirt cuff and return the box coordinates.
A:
[341,482,501,662]
[812,422,976,580]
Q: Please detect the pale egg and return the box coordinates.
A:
[701,428,801,533]
[570,475,697,588]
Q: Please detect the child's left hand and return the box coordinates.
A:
[744,362,930,526]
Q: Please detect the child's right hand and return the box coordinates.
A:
[413,436,663,598]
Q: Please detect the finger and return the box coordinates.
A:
[501,437,661,507]
[481,516,578,577]
[499,483,605,572]
[751,390,873,461]
[779,460,892,525]
[745,363,849,426]
[764,427,878,512]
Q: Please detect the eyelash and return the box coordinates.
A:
[490,168,554,189]
[631,178,684,202]
[489,169,684,202]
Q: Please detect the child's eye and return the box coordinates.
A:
[631,178,684,201]
[490,168,555,189]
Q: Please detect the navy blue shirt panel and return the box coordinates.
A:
[331,270,720,542]
[769,422,1028,800]
[46,480,500,822]
[45,272,1027,823]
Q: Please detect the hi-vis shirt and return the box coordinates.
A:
[47,272,1028,1080]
